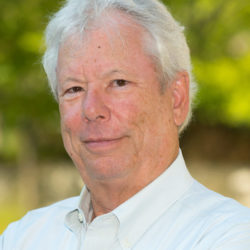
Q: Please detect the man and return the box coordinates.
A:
[1,0,250,249]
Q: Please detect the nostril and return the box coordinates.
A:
[82,105,109,122]
[97,115,105,119]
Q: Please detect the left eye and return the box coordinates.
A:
[112,79,128,87]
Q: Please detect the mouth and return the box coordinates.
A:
[83,137,125,153]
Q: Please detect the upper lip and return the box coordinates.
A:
[83,137,122,143]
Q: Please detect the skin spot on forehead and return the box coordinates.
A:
[98,45,101,49]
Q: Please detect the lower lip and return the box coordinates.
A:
[84,138,124,152]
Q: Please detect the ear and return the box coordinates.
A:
[170,72,190,127]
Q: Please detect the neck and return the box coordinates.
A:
[85,147,179,219]
[89,177,147,218]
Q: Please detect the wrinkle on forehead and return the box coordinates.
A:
[61,9,151,59]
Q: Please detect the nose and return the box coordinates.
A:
[82,89,110,122]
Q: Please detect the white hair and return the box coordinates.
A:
[42,0,197,132]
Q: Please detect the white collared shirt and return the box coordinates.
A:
[1,151,250,249]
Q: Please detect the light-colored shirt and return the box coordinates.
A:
[1,151,250,250]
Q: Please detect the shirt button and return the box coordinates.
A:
[78,212,84,223]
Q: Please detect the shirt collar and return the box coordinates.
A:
[64,186,93,233]
[78,186,93,224]
[65,149,194,248]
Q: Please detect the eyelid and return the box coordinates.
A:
[63,86,85,96]
[112,79,129,87]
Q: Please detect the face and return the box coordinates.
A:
[57,13,186,188]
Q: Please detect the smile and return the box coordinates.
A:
[83,137,125,153]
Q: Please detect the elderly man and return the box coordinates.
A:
[1,0,250,249]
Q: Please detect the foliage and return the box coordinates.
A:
[0,0,65,163]
[166,0,250,126]
[0,0,250,159]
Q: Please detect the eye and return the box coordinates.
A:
[65,86,84,94]
[112,79,129,87]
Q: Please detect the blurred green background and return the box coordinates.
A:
[1,0,250,233]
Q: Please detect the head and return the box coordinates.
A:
[43,0,196,133]
[42,0,195,190]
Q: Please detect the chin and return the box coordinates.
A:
[82,156,132,181]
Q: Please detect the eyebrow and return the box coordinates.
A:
[63,77,87,85]
[100,69,126,78]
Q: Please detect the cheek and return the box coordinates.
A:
[111,95,142,126]
[131,92,174,139]
[60,102,83,133]
[59,103,84,159]
[112,93,155,143]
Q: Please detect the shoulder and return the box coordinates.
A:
[26,196,79,216]
[18,196,79,225]
[185,181,250,249]
[0,196,79,249]
[188,180,250,215]
[184,180,250,223]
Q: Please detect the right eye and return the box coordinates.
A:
[65,86,84,94]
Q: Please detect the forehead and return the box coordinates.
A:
[57,10,158,85]
[59,10,151,63]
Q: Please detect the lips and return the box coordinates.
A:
[83,137,125,153]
